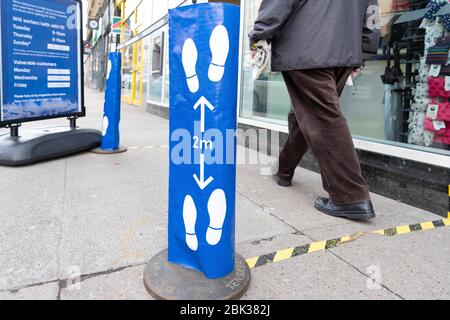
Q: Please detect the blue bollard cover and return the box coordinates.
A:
[168,3,240,279]
[101,52,122,151]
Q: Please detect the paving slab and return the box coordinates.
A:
[236,233,399,300]
[64,149,169,191]
[237,160,440,239]
[237,161,354,232]
[0,214,60,291]
[60,265,150,300]
[0,161,65,290]
[57,182,168,278]
[311,228,450,300]
[0,282,59,300]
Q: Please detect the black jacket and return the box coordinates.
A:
[249,0,380,71]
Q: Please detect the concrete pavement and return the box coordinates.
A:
[0,87,448,300]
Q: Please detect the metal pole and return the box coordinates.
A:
[69,118,77,130]
[10,125,19,137]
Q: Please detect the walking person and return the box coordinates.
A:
[249,0,380,220]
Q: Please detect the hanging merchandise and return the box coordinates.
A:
[424,0,448,21]
[427,76,450,97]
[407,0,450,148]
[424,130,436,145]
[441,13,450,30]
[408,123,427,145]
[431,102,450,119]
[392,0,411,12]
[425,44,449,64]
[418,57,431,82]
[412,97,432,112]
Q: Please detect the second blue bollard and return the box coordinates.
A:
[100,52,122,151]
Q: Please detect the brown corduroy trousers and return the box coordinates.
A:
[277,67,370,205]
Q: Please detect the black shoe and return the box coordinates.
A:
[314,197,375,220]
[273,174,292,187]
[270,160,292,187]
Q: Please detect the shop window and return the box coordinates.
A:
[151,33,164,76]
[147,31,166,104]
[163,31,170,105]
[240,0,450,155]
[122,16,133,42]
[240,0,289,125]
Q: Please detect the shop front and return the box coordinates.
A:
[85,0,115,91]
[241,1,450,157]
[238,0,449,216]
[117,0,232,109]
[116,0,173,107]
[86,26,106,90]
[115,0,449,216]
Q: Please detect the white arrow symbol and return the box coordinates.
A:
[193,154,214,190]
[193,96,214,133]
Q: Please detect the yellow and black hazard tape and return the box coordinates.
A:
[246,218,450,269]
[246,231,365,269]
[372,219,450,236]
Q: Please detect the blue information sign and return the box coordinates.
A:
[0,0,83,125]
[168,3,240,279]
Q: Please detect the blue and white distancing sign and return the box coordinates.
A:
[168,3,240,279]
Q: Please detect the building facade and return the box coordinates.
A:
[85,0,117,91]
[85,0,450,217]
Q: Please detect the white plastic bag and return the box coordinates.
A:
[250,40,271,81]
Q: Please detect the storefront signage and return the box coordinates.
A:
[112,16,121,35]
[88,18,99,30]
[0,0,83,125]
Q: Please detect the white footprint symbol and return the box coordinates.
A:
[180,26,230,249]
[183,195,198,251]
[208,25,229,82]
[102,116,109,136]
[182,38,199,93]
[206,189,227,246]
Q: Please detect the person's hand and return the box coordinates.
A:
[352,67,362,78]
[249,40,258,60]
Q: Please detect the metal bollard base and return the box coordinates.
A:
[89,146,128,154]
[143,249,251,300]
[0,127,101,167]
